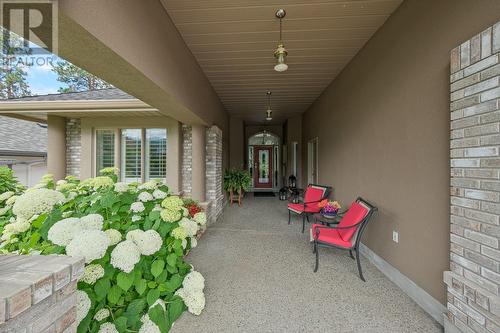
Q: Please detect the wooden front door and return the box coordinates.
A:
[253,146,273,188]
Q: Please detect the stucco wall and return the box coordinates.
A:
[302,0,500,304]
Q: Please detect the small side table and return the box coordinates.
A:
[313,213,340,227]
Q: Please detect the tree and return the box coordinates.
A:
[51,61,112,93]
[0,28,31,99]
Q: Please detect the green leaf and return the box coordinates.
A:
[147,288,160,306]
[39,209,63,240]
[107,285,122,304]
[151,259,165,278]
[148,281,158,289]
[31,213,47,229]
[148,303,169,333]
[115,316,128,332]
[127,298,146,315]
[94,279,111,301]
[135,278,147,295]
[166,253,177,267]
[100,192,119,208]
[164,274,183,292]
[117,272,134,292]
[168,297,185,324]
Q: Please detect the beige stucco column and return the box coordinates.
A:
[166,121,181,194]
[47,115,66,181]
[191,124,206,202]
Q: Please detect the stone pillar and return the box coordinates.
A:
[166,121,181,194]
[0,254,84,332]
[445,21,500,333]
[191,124,206,202]
[181,125,193,197]
[47,115,67,181]
[66,118,81,178]
[206,125,225,223]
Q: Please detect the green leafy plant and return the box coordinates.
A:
[223,169,251,194]
[0,171,207,332]
[0,166,23,194]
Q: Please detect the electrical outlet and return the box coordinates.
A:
[392,231,399,243]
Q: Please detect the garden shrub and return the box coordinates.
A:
[0,169,207,333]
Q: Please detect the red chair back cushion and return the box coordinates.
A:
[304,185,326,203]
[337,202,368,241]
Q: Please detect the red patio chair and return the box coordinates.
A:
[288,184,331,233]
[311,197,377,281]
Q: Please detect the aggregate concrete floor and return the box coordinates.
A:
[173,196,443,333]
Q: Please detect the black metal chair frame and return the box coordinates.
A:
[288,184,332,233]
[312,197,377,281]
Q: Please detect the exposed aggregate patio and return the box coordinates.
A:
[173,196,442,333]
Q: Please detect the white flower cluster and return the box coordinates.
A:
[104,229,122,245]
[48,213,104,247]
[110,240,141,273]
[138,179,160,190]
[161,196,184,211]
[171,226,187,240]
[76,290,91,325]
[66,229,110,263]
[94,308,110,321]
[98,323,119,333]
[0,218,30,244]
[160,208,181,223]
[12,189,64,219]
[79,176,114,190]
[193,212,207,226]
[0,191,14,202]
[175,270,206,315]
[132,215,142,222]
[179,218,199,237]
[138,191,154,202]
[114,182,129,193]
[126,229,162,255]
[138,300,166,333]
[131,202,145,213]
[81,264,105,285]
[152,189,167,199]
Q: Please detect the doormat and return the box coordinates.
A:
[254,192,276,197]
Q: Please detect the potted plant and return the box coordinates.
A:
[318,199,341,218]
[223,169,251,206]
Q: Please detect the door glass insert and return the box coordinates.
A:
[258,149,270,183]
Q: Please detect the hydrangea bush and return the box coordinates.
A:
[0,170,207,333]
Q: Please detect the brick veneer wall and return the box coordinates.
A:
[445,22,500,333]
[181,125,193,197]
[0,254,84,333]
[66,118,81,178]
[205,125,225,223]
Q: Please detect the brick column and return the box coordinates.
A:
[0,254,84,332]
[445,21,500,333]
[66,118,81,178]
[47,115,67,181]
[181,124,193,197]
[206,125,225,223]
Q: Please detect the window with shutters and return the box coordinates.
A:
[145,129,167,181]
[96,129,115,173]
[120,129,142,183]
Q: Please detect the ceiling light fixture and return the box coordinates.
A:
[274,9,288,72]
[266,91,273,121]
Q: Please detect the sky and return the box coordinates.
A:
[25,56,62,95]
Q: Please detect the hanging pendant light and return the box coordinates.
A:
[274,9,288,72]
[266,91,273,121]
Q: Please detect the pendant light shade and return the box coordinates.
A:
[274,9,288,72]
[266,91,273,121]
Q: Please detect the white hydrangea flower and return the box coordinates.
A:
[132,215,141,222]
[66,230,110,263]
[181,207,189,217]
[160,209,181,223]
[161,196,184,211]
[0,191,14,202]
[80,214,104,230]
[56,179,67,186]
[47,217,83,246]
[12,189,64,219]
[114,182,129,193]
[139,314,161,333]
[94,308,110,321]
[81,264,105,284]
[0,206,10,216]
[182,271,205,292]
[138,180,159,190]
[138,191,154,202]
[193,212,207,226]
[130,202,145,213]
[105,229,122,245]
[76,290,91,325]
[179,218,199,237]
[152,189,167,200]
[126,229,162,255]
[110,240,141,273]
[5,195,17,206]
[4,220,31,234]
[190,237,197,248]
[98,322,119,333]
[175,288,205,316]
[171,226,187,240]
[181,239,187,249]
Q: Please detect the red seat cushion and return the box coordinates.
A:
[288,203,320,214]
[337,202,368,241]
[304,185,326,203]
[311,224,352,248]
